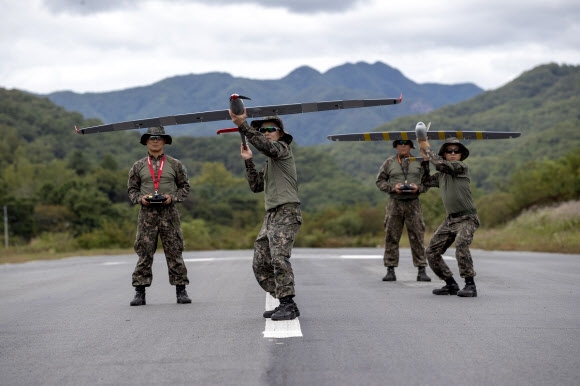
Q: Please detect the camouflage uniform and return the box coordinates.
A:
[421,146,479,279]
[376,156,430,267]
[128,154,190,287]
[239,118,301,299]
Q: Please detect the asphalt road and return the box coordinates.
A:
[1,248,579,386]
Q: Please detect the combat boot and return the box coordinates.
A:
[130,286,146,306]
[432,277,459,295]
[382,267,396,281]
[417,267,432,282]
[176,285,192,304]
[263,306,280,318]
[271,296,300,321]
[457,277,477,297]
[264,303,301,318]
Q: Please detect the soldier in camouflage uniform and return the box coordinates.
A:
[229,111,302,321]
[127,126,192,306]
[376,139,432,282]
[419,137,479,297]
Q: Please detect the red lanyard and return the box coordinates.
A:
[147,155,166,193]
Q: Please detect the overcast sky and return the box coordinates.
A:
[1,0,579,94]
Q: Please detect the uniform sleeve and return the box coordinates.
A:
[421,156,440,188]
[127,163,143,205]
[376,158,395,193]
[244,158,265,193]
[425,147,468,176]
[171,159,190,202]
[417,160,430,193]
[238,121,290,159]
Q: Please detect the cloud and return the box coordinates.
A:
[1,0,579,93]
[42,0,371,15]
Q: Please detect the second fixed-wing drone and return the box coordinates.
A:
[327,121,521,143]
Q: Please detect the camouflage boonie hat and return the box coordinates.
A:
[250,116,293,144]
[140,126,172,145]
[438,137,469,160]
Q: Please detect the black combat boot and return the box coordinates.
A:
[263,306,280,318]
[382,267,396,281]
[176,285,192,304]
[264,302,301,318]
[130,286,146,306]
[432,277,459,295]
[457,277,477,297]
[417,267,432,282]
[271,296,300,321]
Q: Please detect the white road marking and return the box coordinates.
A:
[101,262,127,265]
[343,254,456,261]
[263,293,303,338]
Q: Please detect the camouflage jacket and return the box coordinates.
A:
[421,148,476,215]
[376,155,429,200]
[127,153,190,205]
[239,122,300,211]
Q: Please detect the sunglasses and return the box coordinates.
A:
[395,140,412,146]
[445,148,462,154]
[259,126,279,133]
[148,135,163,141]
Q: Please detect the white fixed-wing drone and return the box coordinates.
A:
[327,121,521,143]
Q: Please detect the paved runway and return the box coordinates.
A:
[1,248,579,385]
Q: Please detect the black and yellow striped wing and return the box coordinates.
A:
[327,131,521,142]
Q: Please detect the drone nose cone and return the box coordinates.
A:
[416,122,426,130]
[230,94,251,101]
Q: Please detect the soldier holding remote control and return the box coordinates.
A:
[376,139,432,282]
[127,126,192,306]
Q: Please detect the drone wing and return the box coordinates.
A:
[75,96,402,135]
[327,131,521,142]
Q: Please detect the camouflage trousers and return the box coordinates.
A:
[426,214,479,280]
[383,197,427,267]
[253,203,302,299]
[132,205,189,287]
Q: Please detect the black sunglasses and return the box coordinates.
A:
[395,140,412,146]
[148,135,163,141]
[445,148,462,154]
[259,126,279,133]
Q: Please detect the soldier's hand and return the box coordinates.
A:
[409,183,419,193]
[163,195,172,205]
[418,139,430,150]
[141,195,151,206]
[394,183,403,194]
[229,109,247,126]
[241,143,253,159]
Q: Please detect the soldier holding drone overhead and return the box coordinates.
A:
[419,135,479,297]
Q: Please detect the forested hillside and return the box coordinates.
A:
[323,63,580,191]
[44,61,482,145]
[1,63,578,255]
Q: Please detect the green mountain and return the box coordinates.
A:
[2,62,577,195]
[321,63,580,191]
[1,62,578,248]
[43,61,483,146]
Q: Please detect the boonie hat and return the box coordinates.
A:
[140,126,172,145]
[438,137,469,160]
[250,116,293,144]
